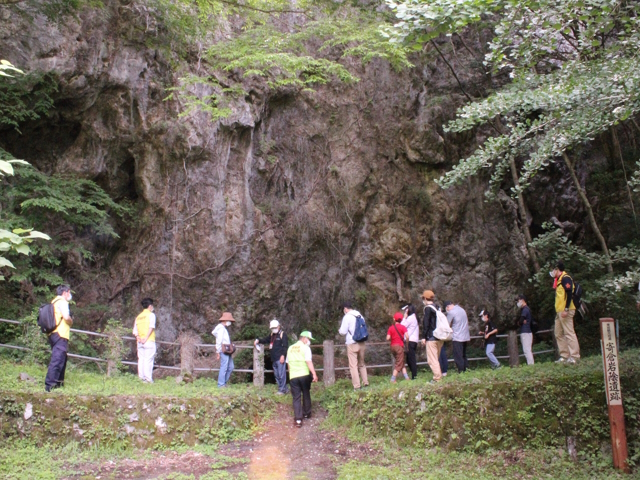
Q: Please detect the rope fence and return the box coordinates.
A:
[0,317,557,385]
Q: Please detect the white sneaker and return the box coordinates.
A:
[566,358,577,364]
[442,372,447,377]
[555,357,567,363]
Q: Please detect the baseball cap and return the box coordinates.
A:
[393,312,403,322]
[300,330,314,340]
[269,319,280,329]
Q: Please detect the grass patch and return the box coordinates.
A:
[319,350,640,456]
[336,447,640,479]
[0,359,276,398]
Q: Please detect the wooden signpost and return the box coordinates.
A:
[599,318,630,473]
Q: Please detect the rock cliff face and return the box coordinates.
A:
[0,0,533,340]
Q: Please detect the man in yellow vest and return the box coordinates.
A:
[45,285,73,392]
[551,261,580,364]
[133,298,156,382]
[286,331,318,428]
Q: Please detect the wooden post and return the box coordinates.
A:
[178,332,200,378]
[600,318,629,473]
[323,340,335,386]
[253,344,264,388]
[507,331,520,367]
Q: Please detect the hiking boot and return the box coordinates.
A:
[303,414,311,419]
[555,357,567,364]
[494,364,503,370]
[363,384,370,388]
[567,357,577,365]
[295,419,302,428]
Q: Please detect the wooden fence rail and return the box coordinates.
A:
[0,317,556,386]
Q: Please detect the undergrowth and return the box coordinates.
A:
[319,350,640,459]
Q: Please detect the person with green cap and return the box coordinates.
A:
[286,330,318,427]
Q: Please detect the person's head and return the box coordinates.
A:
[141,298,154,312]
[421,290,435,305]
[219,312,235,327]
[299,330,314,345]
[550,261,565,279]
[393,312,403,323]
[57,284,72,301]
[401,304,416,317]
[342,301,353,315]
[479,309,491,322]
[516,294,527,309]
[443,301,454,312]
[269,319,280,333]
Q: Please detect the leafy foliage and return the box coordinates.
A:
[390,0,640,196]
[0,70,57,131]
[149,0,412,120]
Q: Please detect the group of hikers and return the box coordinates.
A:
[41,261,582,427]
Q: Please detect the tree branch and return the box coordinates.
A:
[430,40,473,102]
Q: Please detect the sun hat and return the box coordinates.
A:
[300,330,314,340]
[219,312,235,322]
[269,319,280,329]
[393,312,404,322]
[421,290,435,300]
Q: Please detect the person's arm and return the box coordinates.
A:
[141,313,156,344]
[58,301,73,325]
[486,329,498,337]
[214,327,223,358]
[254,334,270,346]
[279,333,288,363]
[338,315,349,336]
[386,334,391,341]
[563,276,574,309]
[306,360,318,382]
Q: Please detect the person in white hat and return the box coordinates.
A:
[254,319,289,394]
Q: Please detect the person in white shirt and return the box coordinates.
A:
[401,304,420,380]
[212,312,235,388]
[133,298,156,383]
[338,301,369,390]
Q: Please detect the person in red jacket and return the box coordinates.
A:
[387,312,409,383]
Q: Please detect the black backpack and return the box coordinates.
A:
[573,282,583,309]
[37,300,60,335]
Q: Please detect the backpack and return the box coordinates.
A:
[37,300,60,335]
[573,281,583,309]
[351,314,369,342]
[430,306,453,342]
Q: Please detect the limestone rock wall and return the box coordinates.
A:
[0,1,533,340]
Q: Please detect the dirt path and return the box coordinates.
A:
[66,403,375,479]
[221,403,373,479]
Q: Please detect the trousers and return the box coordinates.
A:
[218,353,234,387]
[290,374,312,420]
[272,357,288,393]
[520,332,534,365]
[406,341,418,379]
[346,343,368,388]
[426,340,444,381]
[452,341,468,372]
[137,341,156,382]
[486,343,500,367]
[439,343,449,374]
[45,333,68,391]
[554,310,580,359]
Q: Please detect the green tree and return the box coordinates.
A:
[387,0,640,271]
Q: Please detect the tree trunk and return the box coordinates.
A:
[509,156,540,272]
[562,152,613,274]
